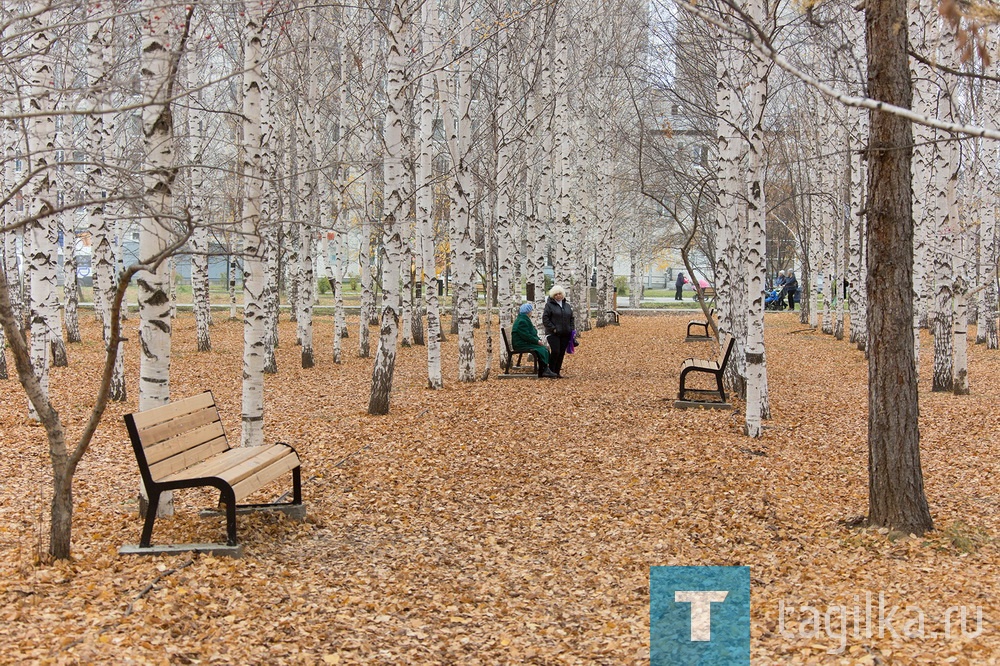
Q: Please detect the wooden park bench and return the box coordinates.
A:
[675,335,735,410]
[695,286,717,307]
[120,391,305,556]
[499,326,540,378]
[685,307,715,341]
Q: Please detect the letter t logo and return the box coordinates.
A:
[674,591,729,641]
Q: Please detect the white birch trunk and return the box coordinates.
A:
[495,40,519,346]
[137,5,178,412]
[229,234,239,319]
[263,227,280,374]
[744,0,768,434]
[260,50,279,375]
[26,3,58,418]
[818,103,836,336]
[189,59,211,352]
[435,4,476,382]
[137,1,184,517]
[86,12,125,399]
[552,8,574,288]
[240,0,268,446]
[833,125,847,342]
[536,32,555,312]
[524,52,547,316]
[331,34,350,362]
[322,234,340,362]
[806,101,822,330]
[910,0,936,352]
[296,12,317,369]
[368,0,411,414]
[931,46,958,392]
[715,20,739,344]
[62,220,80,344]
[401,239,414,347]
[417,12,442,387]
[48,118,67,368]
[3,107,24,332]
[981,104,999,349]
[848,106,868,352]
[359,113,377,356]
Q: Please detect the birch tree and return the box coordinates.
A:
[241,0,269,446]
[714,15,741,384]
[368,0,412,415]
[189,57,212,353]
[417,3,442,388]
[930,21,959,393]
[742,0,769,436]
[436,1,477,382]
[135,2,191,518]
[86,9,126,401]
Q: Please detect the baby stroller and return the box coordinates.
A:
[765,288,782,311]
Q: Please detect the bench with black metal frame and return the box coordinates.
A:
[675,335,735,410]
[686,307,716,342]
[499,327,541,378]
[120,391,305,556]
[694,286,717,307]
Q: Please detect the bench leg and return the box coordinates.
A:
[220,487,239,547]
[139,490,159,548]
[717,372,727,403]
[292,466,302,505]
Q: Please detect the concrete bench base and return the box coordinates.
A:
[673,400,733,410]
[119,543,245,558]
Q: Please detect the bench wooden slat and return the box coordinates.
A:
[230,451,301,501]
[138,405,221,449]
[158,445,273,483]
[145,421,227,466]
[130,392,217,430]
[149,432,229,481]
[217,445,295,488]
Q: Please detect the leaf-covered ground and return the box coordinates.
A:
[1,312,998,664]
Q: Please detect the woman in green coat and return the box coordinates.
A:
[511,303,558,378]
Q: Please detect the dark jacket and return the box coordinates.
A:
[675,273,687,289]
[511,313,550,365]
[543,298,575,337]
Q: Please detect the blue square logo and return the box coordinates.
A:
[650,566,750,665]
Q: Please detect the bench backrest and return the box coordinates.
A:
[124,391,230,485]
[500,327,514,355]
[718,335,736,369]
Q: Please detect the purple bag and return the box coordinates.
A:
[567,329,577,354]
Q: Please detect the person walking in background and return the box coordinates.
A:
[511,303,558,378]
[543,285,576,378]
[781,270,799,311]
[674,272,688,300]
